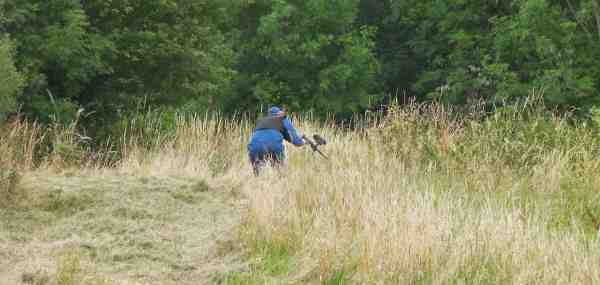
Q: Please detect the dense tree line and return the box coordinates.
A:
[1,0,599,134]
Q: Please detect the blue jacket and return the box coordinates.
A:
[247,116,304,156]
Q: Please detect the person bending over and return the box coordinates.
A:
[247,106,304,175]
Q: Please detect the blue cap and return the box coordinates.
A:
[269,106,284,117]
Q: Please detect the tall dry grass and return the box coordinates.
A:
[238,98,600,284]
[1,120,44,207]
[117,112,252,179]
[4,98,600,283]
[0,111,253,207]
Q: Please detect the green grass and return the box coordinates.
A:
[323,271,349,285]
[220,240,292,285]
[243,240,292,276]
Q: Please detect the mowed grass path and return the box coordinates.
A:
[0,171,245,284]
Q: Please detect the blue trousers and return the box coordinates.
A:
[249,150,284,176]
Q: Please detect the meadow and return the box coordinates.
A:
[3,96,600,284]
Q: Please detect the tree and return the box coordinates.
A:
[374,0,599,107]
[3,0,112,123]
[82,0,237,110]
[3,0,238,130]
[0,37,24,120]
[232,0,380,117]
[488,0,597,105]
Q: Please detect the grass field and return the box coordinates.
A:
[3,98,600,284]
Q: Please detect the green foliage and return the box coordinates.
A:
[232,0,380,116]
[82,0,237,107]
[489,0,597,105]
[383,0,515,103]
[5,0,112,121]
[4,0,237,134]
[3,0,600,136]
[370,0,600,107]
[0,37,24,120]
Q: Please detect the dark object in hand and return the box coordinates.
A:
[302,134,329,159]
[313,134,327,146]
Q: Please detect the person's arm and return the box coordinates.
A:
[282,117,305,146]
